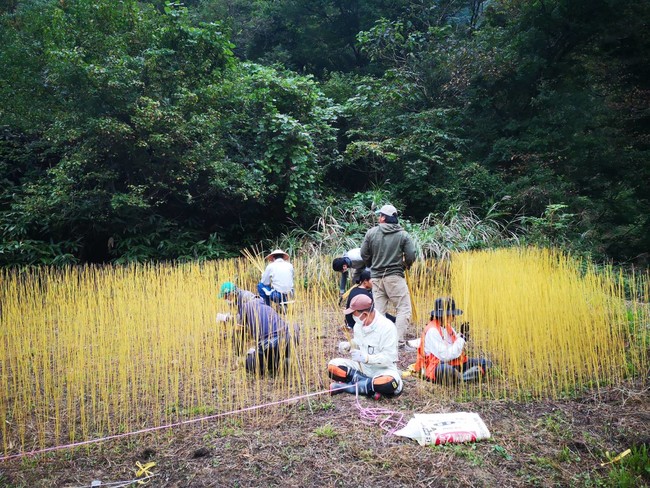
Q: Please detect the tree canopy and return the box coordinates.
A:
[1,0,648,265]
[1,0,338,263]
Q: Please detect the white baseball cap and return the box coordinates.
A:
[376,204,398,217]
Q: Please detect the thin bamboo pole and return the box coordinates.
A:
[0,248,647,456]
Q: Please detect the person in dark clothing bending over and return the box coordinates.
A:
[332,247,368,299]
[218,282,299,375]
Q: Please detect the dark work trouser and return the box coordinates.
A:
[434,358,492,384]
[245,335,293,375]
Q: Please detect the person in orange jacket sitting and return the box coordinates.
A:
[414,297,491,384]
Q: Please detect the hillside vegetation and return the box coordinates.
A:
[1,0,648,265]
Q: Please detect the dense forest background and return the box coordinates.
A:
[1,0,648,265]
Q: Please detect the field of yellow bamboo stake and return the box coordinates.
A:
[1,247,647,456]
[444,247,649,398]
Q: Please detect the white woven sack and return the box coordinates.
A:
[394,412,491,446]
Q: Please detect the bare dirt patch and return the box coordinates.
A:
[2,378,648,488]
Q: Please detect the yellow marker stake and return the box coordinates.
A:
[135,461,156,484]
[600,449,631,467]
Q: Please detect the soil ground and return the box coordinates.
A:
[1,376,648,488]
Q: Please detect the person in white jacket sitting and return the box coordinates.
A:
[257,248,294,308]
[414,297,491,384]
[328,294,403,399]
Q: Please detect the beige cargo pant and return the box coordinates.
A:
[372,274,412,342]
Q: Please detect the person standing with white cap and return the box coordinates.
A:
[361,203,416,347]
[257,248,294,307]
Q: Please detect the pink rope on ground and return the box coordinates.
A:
[0,384,404,462]
[0,387,335,462]
[352,384,406,437]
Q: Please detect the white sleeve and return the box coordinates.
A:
[424,328,465,362]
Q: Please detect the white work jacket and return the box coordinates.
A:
[261,258,294,294]
[424,325,466,362]
[352,312,400,380]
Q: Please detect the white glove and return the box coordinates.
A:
[351,349,368,364]
[216,313,231,323]
[338,341,351,354]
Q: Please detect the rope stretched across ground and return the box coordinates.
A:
[0,385,406,462]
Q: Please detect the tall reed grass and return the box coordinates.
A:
[0,248,647,456]
[278,200,520,260]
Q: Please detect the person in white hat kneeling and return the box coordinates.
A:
[257,249,294,308]
[328,294,403,399]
